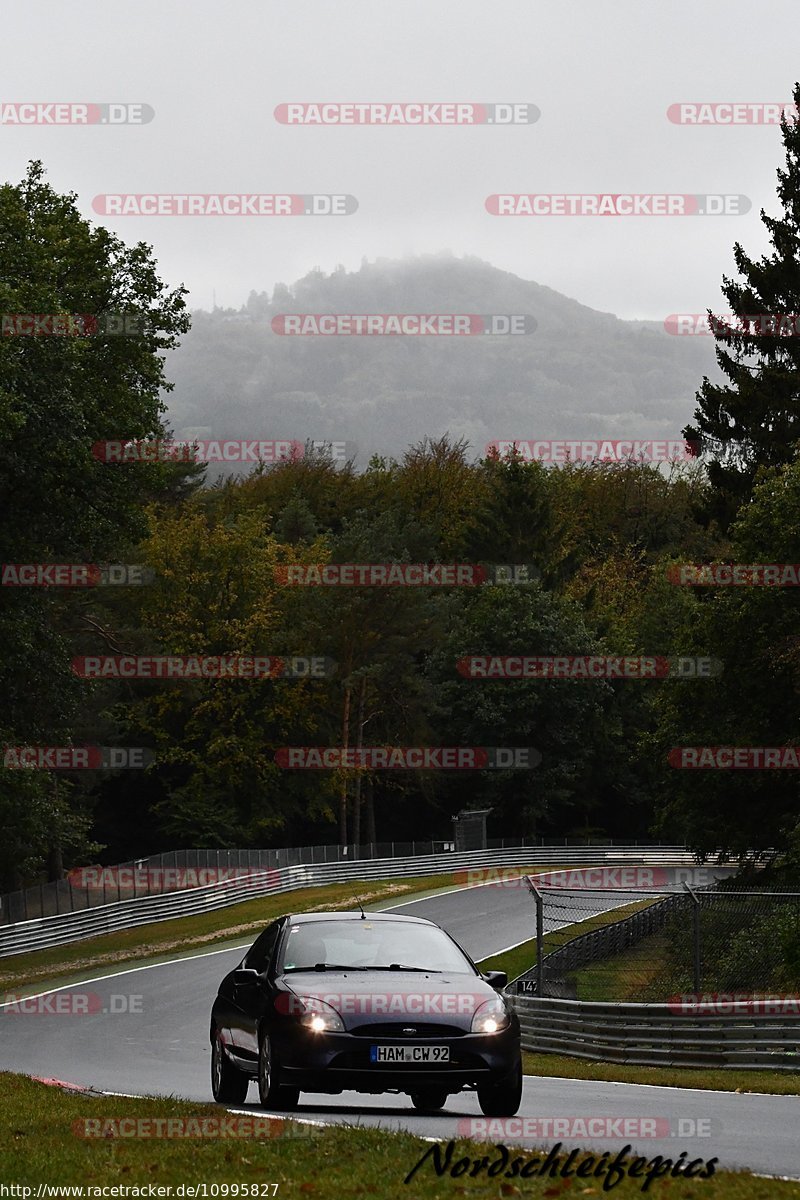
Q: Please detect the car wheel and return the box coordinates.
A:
[477,1059,523,1117]
[258,1032,300,1111]
[410,1088,448,1112]
[211,1030,249,1104]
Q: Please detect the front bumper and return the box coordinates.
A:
[274,1022,520,1095]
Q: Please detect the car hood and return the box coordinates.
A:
[277,970,501,1031]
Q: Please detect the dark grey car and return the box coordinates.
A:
[210,910,522,1115]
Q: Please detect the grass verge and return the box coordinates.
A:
[519,1050,800,1095]
[2,1073,798,1197]
[570,929,671,1001]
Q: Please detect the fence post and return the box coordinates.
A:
[524,876,545,996]
[683,881,701,992]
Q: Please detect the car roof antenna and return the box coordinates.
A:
[352,890,367,919]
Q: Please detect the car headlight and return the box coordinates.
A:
[296,996,345,1033]
[471,996,511,1035]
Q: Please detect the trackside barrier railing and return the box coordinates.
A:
[0,844,701,959]
[0,837,677,925]
[510,994,800,1070]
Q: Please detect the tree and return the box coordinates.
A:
[426,583,618,835]
[464,451,564,582]
[685,81,800,526]
[111,505,334,848]
[651,455,800,857]
[292,506,442,845]
[0,161,193,889]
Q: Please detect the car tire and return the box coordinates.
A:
[477,1058,523,1117]
[410,1089,448,1112]
[258,1032,300,1111]
[211,1030,249,1105]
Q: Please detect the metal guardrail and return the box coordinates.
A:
[0,844,699,959]
[510,994,800,1070]
[0,837,676,924]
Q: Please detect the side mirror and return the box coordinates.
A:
[482,970,508,990]
[233,968,261,988]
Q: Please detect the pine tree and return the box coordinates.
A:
[684,81,800,526]
[273,491,318,543]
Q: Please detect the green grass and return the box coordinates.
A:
[520,1050,800,1095]
[3,1073,798,1197]
[476,898,659,983]
[570,929,672,1000]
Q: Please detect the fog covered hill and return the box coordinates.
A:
[161,254,720,466]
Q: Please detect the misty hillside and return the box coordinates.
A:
[161,254,720,465]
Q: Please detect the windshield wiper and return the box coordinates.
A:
[369,964,444,972]
[282,963,371,973]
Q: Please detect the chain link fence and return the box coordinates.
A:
[511,877,800,1003]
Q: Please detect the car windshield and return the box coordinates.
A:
[278,920,475,974]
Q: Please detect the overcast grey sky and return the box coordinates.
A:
[1,1,798,319]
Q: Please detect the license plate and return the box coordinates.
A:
[370,1045,449,1063]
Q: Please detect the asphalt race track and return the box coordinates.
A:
[1,869,798,1180]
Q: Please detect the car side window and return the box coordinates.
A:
[245,922,280,973]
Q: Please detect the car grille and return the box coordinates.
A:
[330,1049,487,1071]
[350,1022,465,1038]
